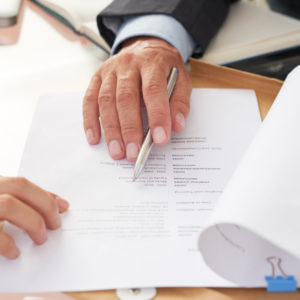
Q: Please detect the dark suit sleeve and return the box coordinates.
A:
[97,0,238,56]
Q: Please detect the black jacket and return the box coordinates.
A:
[97,0,237,56]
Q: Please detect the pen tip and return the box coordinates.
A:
[132,176,136,182]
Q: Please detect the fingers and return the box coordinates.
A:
[84,37,192,160]
[0,177,68,230]
[83,74,102,145]
[0,194,47,245]
[0,177,70,259]
[49,192,70,213]
[98,72,125,160]
[0,231,20,260]
[116,66,143,161]
[141,66,171,145]
[169,64,192,132]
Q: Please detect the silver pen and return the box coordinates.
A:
[133,67,178,182]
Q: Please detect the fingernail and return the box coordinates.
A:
[56,196,69,210]
[175,112,185,131]
[126,142,139,161]
[109,140,123,158]
[86,128,94,144]
[152,126,167,144]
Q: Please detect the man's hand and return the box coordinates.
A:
[83,37,192,161]
[0,176,69,259]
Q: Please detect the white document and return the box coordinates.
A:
[199,66,300,286]
[0,89,261,292]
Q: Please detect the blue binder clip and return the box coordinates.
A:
[265,256,297,292]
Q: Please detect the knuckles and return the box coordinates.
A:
[143,82,163,96]
[0,194,16,214]
[98,93,114,106]
[90,74,101,86]
[149,109,170,124]
[83,93,96,105]
[120,123,140,138]
[117,51,135,65]
[4,177,30,191]
[117,89,135,105]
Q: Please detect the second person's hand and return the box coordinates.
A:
[83,37,192,162]
[0,176,69,259]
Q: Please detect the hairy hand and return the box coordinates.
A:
[83,37,192,161]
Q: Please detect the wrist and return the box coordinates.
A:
[110,14,196,62]
[120,36,181,57]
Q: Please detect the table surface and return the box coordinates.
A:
[1,1,300,299]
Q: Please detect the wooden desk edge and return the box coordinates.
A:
[190,58,283,120]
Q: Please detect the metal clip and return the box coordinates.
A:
[265,256,297,292]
